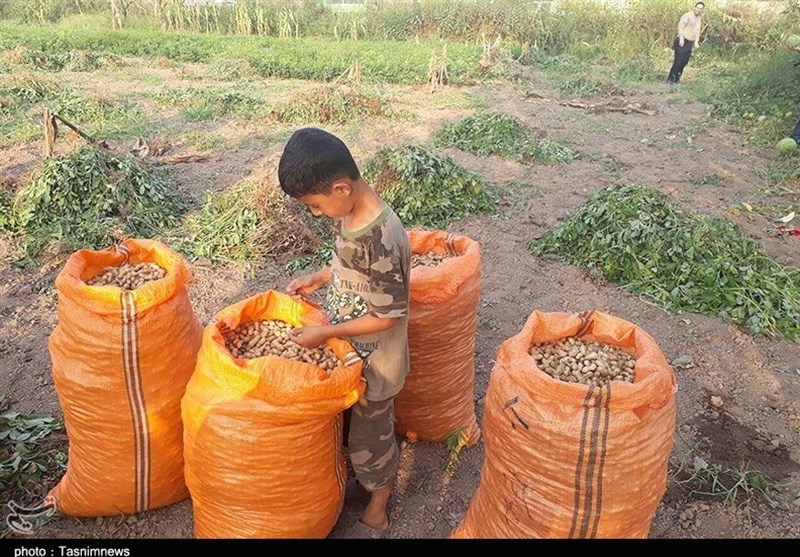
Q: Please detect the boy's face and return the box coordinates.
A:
[298,182,351,219]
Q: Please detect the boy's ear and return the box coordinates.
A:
[331,180,352,196]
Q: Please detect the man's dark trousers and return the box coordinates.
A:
[667,38,693,83]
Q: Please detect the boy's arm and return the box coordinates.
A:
[286,266,332,297]
[289,315,398,348]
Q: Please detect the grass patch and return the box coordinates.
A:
[757,160,800,197]
[0,73,150,144]
[180,130,222,152]
[434,111,577,164]
[1,46,120,72]
[611,53,663,83]
[529,184,800,340]
[0,21,482,86]
[364,144,496,229]
[205,58,255,81]
[555,73,608,97]
[10,145,187,257]
[153,86,267,122]
[696,50,800,145]
[425,90,486,110]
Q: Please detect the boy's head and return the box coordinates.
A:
[693,1,704,14]
[278,127,361,199]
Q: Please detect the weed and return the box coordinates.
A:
[556,74,606,97]
[442,427,469,476]
[673,456,779,507]
[689,173,723,187]
[180,131,221,152]
[696,50,800,145]
[612,52,662,83]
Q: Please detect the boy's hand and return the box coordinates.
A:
[286,269,329,298]
[289,325,328,349]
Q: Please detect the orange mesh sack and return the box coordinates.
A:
[451,310,676,539]
[394,230,481,445]
[47,239,203,516]
[182,290,366,539]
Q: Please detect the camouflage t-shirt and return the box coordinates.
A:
[327,204,411,401]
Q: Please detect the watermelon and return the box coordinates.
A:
[777,137,798,154]
[787,34,800,47]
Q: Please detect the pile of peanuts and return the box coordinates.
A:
[223,319,341,372]
[411,251,453,268]
[86,263,166,290]
[530,337,636,386]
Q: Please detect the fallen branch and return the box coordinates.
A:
[561,99,658,116]
[162,154,211,165]
[46,110,110,151]
[522,90,548,100]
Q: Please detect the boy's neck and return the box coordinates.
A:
[343,179,386,232]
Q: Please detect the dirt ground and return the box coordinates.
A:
[1,58,799,540]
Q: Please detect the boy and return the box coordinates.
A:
[278,127,411,539]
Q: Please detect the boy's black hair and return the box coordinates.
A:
[278,127,361,198]
[695,2,704,7]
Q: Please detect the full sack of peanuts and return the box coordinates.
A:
[181,290,365,539]
[48,239,203,516]
[394,229,482,446]
[451,309,677,539]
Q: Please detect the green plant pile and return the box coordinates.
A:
[182,179,328,266]
[529,184,800,340]
[273,82,394,125]
[0,399,66,504]
[11,145,186,256]
[364,144,496,229]
[434,111,576,164]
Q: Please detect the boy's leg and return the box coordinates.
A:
[348,397,400,531]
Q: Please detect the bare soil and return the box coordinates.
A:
[1,59,799,540]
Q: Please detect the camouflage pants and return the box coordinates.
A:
[347,397,400,491]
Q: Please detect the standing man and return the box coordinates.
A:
[667,2,705,84]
